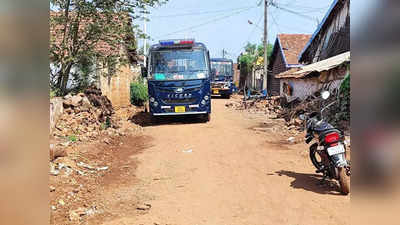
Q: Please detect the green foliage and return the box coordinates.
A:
[238,42,273,84]
[101,117,112,130]
[130,80,148,106]
[68,135,77,142]
[50,90,57,98]
[50,0,168,95]
[338,72,350,121]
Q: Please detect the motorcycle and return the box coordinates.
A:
[299,91,350,195]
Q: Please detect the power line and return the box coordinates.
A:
[270,1,318,23]
[270,10,282,34]
[269,8,310,34]
[151,6,256,19]
[154,6,258,39]
[235,14,263,57]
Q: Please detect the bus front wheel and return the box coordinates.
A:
[202,113,210,123]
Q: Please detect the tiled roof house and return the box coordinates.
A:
[274,0,350,100]
[267,34,311,95]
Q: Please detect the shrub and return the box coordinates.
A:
[130,81,148,106]
[68,135,77,142]
[338,72,350,121]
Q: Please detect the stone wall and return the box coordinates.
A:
[99,64,140,108]
[50,97,64,133]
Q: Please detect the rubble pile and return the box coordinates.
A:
[52,87,140,143]
[226,92,349,131]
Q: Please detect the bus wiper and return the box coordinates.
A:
[189,69,207,72]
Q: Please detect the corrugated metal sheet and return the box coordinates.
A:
[276,51,350,79]
[298,0,339,61]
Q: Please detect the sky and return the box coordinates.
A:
[136,0,373,61]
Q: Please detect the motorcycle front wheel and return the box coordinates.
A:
[338,167,350,195]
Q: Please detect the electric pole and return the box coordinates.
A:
[263,0,268,92]
[143,15,147,66]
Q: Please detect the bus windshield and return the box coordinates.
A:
[211,61,233,77]
[150,49,208,80]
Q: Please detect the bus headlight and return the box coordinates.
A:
[204,95,209,101]
[201,100,206,105]
[150,97,155,103]
[153,101,159,107]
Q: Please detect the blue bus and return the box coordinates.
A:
[142,39,211,122]
[210,58,234,99]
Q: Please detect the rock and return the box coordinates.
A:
[50,164,60,176]
[58,199,65,206]
[49,186,56,192]
[71,95,83,107]
[77,162,95,170]
[64,93,72,99]
[293,118,303,126]
[287,137,296,144]
[85,207,97,216]
[96,166,109,171]
[50,97,64,133]
[51,205,57,211]
[69,208,86,221]
[49,147,67,161]
[253,127,274,132]
[80,96,92,111]
[137,203,151,211]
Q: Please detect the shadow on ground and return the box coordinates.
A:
[211,96,230,99]
[275,170,342,195]
[130,112,207,127]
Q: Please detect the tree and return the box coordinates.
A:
[50,0,167,95]
[238,42,273,74]
[137,43,150,55]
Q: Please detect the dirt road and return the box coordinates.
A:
[99,97,350,225]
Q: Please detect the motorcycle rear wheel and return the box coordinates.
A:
[339,167,350,195]
[309,144,324,171]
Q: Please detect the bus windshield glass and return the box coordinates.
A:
[211,61,233,77]
[150,49,208,80]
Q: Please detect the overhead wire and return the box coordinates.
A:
[151,6,257,19]
[154,5,259,39]
[270,1,318,22]
[234,13,263,58]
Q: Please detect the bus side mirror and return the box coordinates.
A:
[141,65,148,77]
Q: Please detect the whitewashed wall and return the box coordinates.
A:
[280,77,342,100]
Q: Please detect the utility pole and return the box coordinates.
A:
[143,15,147,66]
[222,49,225,58]
[263,0,268,92]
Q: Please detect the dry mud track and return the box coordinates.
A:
[100,97,350,225]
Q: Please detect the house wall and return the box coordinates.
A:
[280,66,347,100]
[99,64,140,108]
[253,68,263,91]
[233,63,240,87]
[269,49,288,95]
